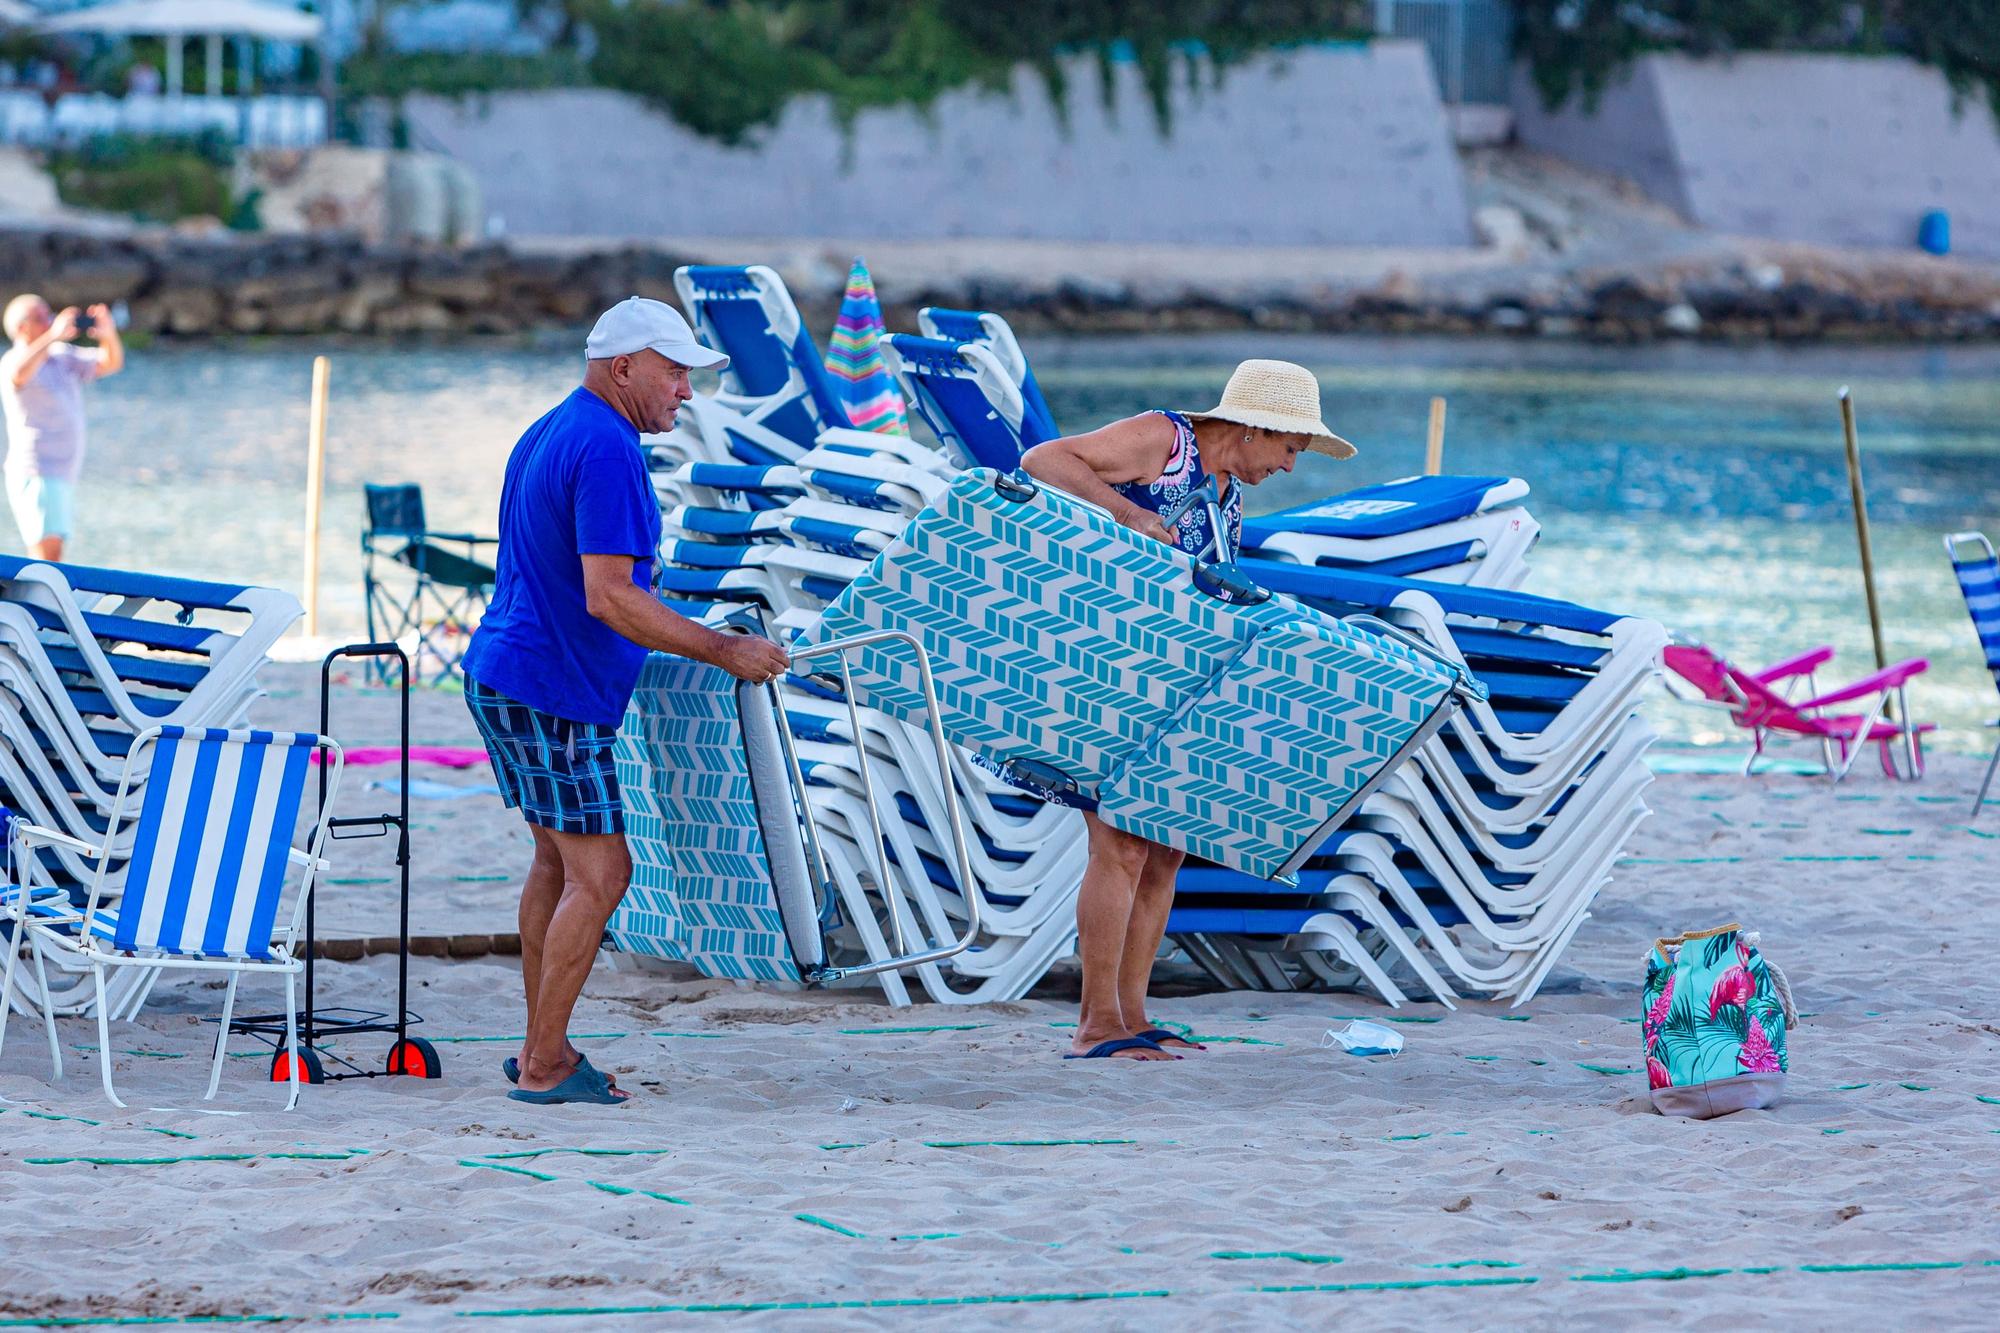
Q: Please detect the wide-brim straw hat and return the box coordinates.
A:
[1185,359,1356,459]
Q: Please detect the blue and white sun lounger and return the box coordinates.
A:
[799,470,1482,879]
[883,334,1044,471]
[0,725,342,1109]
[674,264,855,450]
[1240,476,1539,588]
[1946,531,2000,818]
[917,307,1061,446]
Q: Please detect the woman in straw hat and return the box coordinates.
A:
[1019,359,1356,1061]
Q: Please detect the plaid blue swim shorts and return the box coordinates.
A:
[464,674,625,836]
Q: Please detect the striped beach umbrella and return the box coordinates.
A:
[824,257,908,436]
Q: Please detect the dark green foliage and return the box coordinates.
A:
[1514,0,2000,120]
[573,0,1371,145]
[337,50,590,101]
[48,134,236,224]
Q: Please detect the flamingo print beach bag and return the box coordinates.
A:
[1642,924,1793,1118]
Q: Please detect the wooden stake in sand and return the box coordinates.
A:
[1838,386,1889,676]
[302,355,330,637]
[1424,396,1447,475]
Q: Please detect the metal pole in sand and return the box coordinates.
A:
[1839,386,1888,674]
[1838,384,1915,769]
[303,355,330,638]
[1424,396,1447,475]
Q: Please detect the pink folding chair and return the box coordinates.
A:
[1663,641,1932,781]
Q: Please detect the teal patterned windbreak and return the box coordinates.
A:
[799,470,1467,879]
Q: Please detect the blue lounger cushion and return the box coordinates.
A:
[805,470,902,510]
[0,554,251,610]
[612,655,821,983]
[800,470,1473,880]
[1241,476,1526,544]
[1239,557,1621,637]
[655,567,759,598]
[1289,541,1481,579]
[787,517,882,560]
[670,507,780,542]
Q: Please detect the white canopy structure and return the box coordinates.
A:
[38,0,325,97]
[0,0,38,28]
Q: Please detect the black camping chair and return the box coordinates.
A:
[361,483,496,685]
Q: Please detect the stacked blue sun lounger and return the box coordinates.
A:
[1165,560,1661,1005]
[0,557,299,1022]
[621,263,1660,1007]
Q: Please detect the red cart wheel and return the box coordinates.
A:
[270,1046,326,1084]
[386,1036,442,1079]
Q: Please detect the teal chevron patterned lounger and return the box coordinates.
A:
[610,655,823,983]
[797,470,1483,880]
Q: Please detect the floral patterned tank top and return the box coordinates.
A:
[1111,410,1242,561]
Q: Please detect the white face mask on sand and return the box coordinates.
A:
[1323,1020,1404,1059]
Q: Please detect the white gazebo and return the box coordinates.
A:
[38,0,325,98]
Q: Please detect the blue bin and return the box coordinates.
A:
[1919,209,1951,256]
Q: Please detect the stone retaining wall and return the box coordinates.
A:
[1514,54,2000,258]
[402,43,1474,248]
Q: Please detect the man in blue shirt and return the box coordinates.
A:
[464,297,789,1106]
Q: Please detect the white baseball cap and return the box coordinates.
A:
[585,297,729,370]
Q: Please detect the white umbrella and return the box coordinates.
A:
[37,0,321,41]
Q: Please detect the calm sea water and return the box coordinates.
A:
[14,334,2000,753]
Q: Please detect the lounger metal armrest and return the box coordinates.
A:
[1799,658,1929,710]
[1945,530,1997,563]
[1752,645,1836,684]
[14,821,104,856]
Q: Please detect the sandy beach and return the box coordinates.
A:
[0,665,1996,1327]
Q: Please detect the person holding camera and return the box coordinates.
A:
[1,295,125,561]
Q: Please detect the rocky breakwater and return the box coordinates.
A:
[3,228,2000,343]
[0,229,695,337]
[928,249,2000,343]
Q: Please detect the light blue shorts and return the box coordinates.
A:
[6,473,75,545]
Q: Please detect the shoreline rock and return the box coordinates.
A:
[3,227,1998,343]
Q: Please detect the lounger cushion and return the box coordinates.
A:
[1242,476,1525,543]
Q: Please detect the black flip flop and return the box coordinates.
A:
[1137,1027,1206,1051]
[1064,1036,1174,1060]
[507,1061,629,1106]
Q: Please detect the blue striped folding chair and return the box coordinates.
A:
[1946,532,2000,819]
[0,725,342,1109]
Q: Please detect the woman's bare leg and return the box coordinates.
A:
[1070,814,1172,1059]
[1119,842,1195,1047]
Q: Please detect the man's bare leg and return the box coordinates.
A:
[1118,842,1197,1049]
[515,826,564,1075]
[31,535,61,562]
[1070,814,1172,1060]
[515,828,634,1095]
